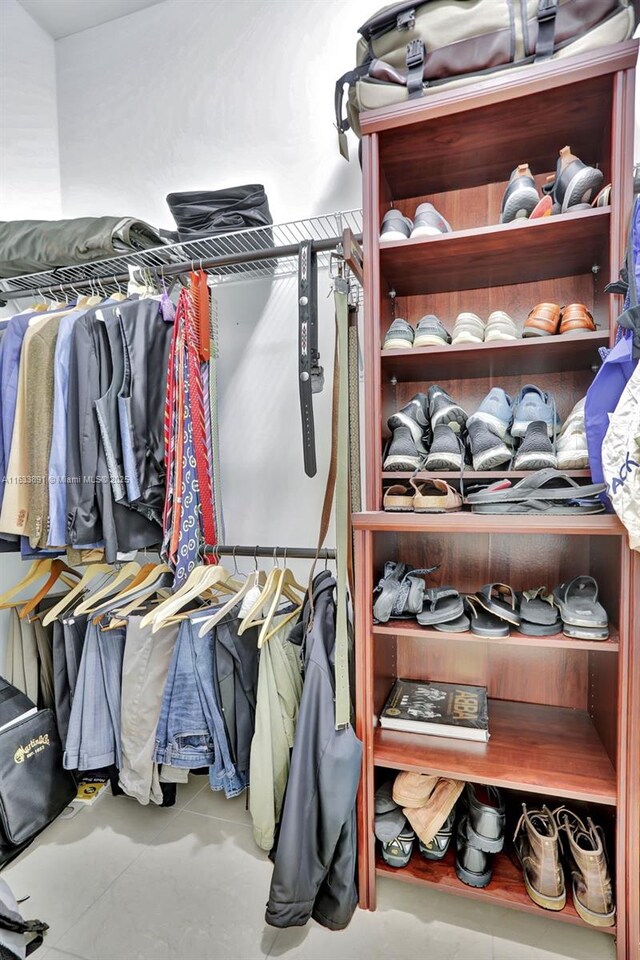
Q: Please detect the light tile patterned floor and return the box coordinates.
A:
[4,777,616,960]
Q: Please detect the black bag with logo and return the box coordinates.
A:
[0,709,76,869]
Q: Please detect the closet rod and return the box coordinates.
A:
[1,234,361,302]
[205,545,336,560]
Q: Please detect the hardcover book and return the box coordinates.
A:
[379,678,489,742]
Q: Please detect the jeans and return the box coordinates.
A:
[64,621,126,770]
[153,613,247,798]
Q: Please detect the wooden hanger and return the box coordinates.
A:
[197,566,267,637]
[73,561,141,615]
[18,560,81,620]
[42,563,113,626]
[0,559,78,609]
[90,564,170,622]
[145,565,241,633]
[257,567,304,648]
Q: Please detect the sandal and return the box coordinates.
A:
[417,586,464,626]
[470,498,605,516]
[517,587,562,636]
[383,484,413,512]
[464,595,510,637]
[410,478,462,513]
[465,469,606,505]
[372,562,436,623]
[475,583,521,627]
[553,576,608,630]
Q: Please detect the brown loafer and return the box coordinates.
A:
[559,303,596,335]
[522,303,561,338]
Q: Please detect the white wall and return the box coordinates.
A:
[0,0,61,219]
[53,0,371,559]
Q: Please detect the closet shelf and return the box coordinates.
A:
[374,699,617,805]
[375,848,616,935]
[353,511,624,536]
[0,209,363,298]
[379,208,610,296]
[380,330,609,381]
[372,623,620,653]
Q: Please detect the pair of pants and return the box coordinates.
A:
[153,614,247,798]
[5,609,54,709]
[52,614,87,747]
[119,616,179,806]
[64,621,126,771]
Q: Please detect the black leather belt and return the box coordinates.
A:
[298,240,324,477]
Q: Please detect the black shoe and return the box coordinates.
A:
[501,163,540,223]
[463,784,505,853]
[388,393,431,446]
[427,385,468,433]
[467,419,512,471]
[543,146,604,214]
[455,816,492,888]
[418,810,455,861]
[513,421,557,471]
[424,424,464,471]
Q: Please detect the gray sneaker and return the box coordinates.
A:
[514,421,558,470]
[427,385,468,433]
[501,163,540,223]
[383,426,423,471]
[424,424,465,471]
[511,385,559,439]
[388,393,431,449]
[383,318,414,350]
[467,388,513,438]
[414,315,451,348]
[410,202,452,239]
[380,209,413,243]
[467,419,512,471]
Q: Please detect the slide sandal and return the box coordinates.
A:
[470,498,604,515]
[563,622,609,641]
[383,484,413,512]
[465,469,606,505]
[417,587,464,626]
[464,596,510,637]
[553,576,608,629]
[475,583,521,627]
[433,613,470,634]
[517,618,563,637]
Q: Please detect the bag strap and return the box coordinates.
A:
[334,65,370,160]
[534,0,558,61]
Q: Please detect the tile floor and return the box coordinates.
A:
[5,776,616,960]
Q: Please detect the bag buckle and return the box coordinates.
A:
[397,8,416,30]
[537,0,558,22]
[406,38,424,70]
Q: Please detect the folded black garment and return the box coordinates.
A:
[166,184,272,241]
[0,216,165,278]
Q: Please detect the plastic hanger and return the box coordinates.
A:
[73,561,141,615]
[42,563,113,626]
[18,560,81,620]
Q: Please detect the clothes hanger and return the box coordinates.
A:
[145,563,242,633]
[197,548,265,637]
[18,560,81,620]
[257,552,304,647]
[103,584,173,630]
[0,559,79,609]
[237,550,286,636]
[110,275,127,302]
[73,561,141,615]
[42,563,113,626]
[88,562,168,618]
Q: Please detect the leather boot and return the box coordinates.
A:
[554,808,615,927]
[514,804,566,911]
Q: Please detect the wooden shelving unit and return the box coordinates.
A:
[354,41,639,960]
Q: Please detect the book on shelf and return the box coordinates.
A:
[379,678,489,742]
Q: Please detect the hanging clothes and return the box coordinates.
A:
[265,572,362,931]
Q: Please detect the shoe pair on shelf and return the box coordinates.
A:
[383,312,519,351]
[383,314,452,350]
[382,388,467,473]
[523,302,597,337]
[515,803,615,927]
[501,146,606,223]
[380,203,451,243]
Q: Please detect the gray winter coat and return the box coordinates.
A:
[265,572,362,931]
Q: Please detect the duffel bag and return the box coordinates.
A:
[335,0,636,158]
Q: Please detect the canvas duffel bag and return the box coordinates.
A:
[335,0,636,157]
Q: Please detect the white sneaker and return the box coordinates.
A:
[451,312,485,345]
[485,310,519,342]
[556,398,589,469]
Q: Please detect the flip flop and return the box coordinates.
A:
[553,576,608,629]
[383,484,414,512]
[517,618,563,637]
[563,623,610,641]
[464,596,510,637]
[475,583,521,627]
[433,613,470,634]
[518,587,558,625]
[417,586,464,626]
[465,469,606,505]
[410,477,462,513]
[470,498,605,515]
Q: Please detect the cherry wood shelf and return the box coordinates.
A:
[379,208,610,297]
[374,699,617,806]
[375,848,616,936]
[372,622,620,653]
[382,470,592,481]
[353,511,624,536]
[380,330,609,381]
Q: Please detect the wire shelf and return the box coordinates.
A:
[0,209,363,298]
